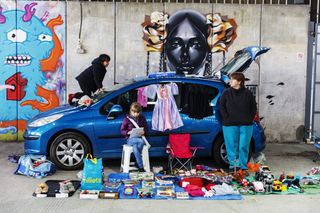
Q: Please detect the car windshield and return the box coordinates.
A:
[92,83,130,102]
[220,51,251,75]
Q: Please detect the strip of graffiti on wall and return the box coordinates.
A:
[0,1,65,141]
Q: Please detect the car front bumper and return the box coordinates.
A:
[23,126,53,155]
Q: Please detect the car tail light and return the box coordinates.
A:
[253,112,260,123]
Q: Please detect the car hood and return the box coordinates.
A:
[220,46,270,83]
[29,104,86,122]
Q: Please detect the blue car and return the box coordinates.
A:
[24,46,269,170]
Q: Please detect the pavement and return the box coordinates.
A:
[1,141,320,213]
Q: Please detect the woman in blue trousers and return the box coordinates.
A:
[219,72,257,173]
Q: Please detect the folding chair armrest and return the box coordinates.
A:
[166,147,175,156]
[190,146,204,151]
[190,146,204,156]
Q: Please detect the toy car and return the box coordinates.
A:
[272,180,282,192]
[255,165,272,182]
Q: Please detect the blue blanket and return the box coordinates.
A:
[107,173,243,200]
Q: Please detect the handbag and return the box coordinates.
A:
[14,155,56,179]
[81,154,103,190]
[126,116,151,148]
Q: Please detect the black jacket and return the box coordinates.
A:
[219,86,257,126]
[76,58,107,93]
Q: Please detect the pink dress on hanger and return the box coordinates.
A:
[144,83,183,132]
[137,87,148,107]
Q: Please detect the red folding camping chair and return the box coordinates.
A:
[167,133,200,173]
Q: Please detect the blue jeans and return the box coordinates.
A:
[222,125,253,170]
[127,137,145,169]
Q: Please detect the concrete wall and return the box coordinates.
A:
[66,2,309,142]
[259,6,308,142]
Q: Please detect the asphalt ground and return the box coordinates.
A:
[1,141,320,213]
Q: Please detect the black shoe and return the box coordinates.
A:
[138,168,145,172]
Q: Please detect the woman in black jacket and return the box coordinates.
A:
[76,54,110,97]
[219,72,257,173]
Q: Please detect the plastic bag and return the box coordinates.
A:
[14,155,56,179]
[81,154,103,190]
[78,95,93,106]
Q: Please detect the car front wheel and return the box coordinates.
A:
[50,132,91,170]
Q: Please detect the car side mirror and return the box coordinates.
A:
[107,105,123,120]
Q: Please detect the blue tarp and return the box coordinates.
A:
[107,173,243,200]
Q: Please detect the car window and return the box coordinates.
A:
[179,83,218,118]
[101,82,182,115]
[100,81,217,117]
[220,51,251,75]
[93,83,131,102]
[101,90,134,115]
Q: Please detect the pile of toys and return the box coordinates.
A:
[234,165,320,195]
[77,165,242,200]
[103,167,241,200]
[31,165,320,199]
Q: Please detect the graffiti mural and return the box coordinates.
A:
[142,9,237,76]
[0,1,65,141]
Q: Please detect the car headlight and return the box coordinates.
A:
[28,114,64,127]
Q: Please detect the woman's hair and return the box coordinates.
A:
[166,9,208,38]
[130,102,142,113]
[99,54,110,62]
[230,72,245,86]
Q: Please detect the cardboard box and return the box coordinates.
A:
[99,192,119,199]
[79,190,99,200]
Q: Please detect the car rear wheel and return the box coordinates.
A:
[50,132,91,170]
[213,136,229,168]
[213,135,253,169]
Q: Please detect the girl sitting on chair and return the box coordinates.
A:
[120,102,148,172]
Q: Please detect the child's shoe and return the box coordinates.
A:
[138,168,145,172]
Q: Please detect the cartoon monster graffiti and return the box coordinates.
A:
[0,2,64,140]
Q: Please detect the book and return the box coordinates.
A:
[129,127,144,138]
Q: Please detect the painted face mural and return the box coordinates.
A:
[142,9,237,76]
[165,10,208,75]
[0,2,64,140]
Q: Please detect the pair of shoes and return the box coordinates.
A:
[138,168,145,172]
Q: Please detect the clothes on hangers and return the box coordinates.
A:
[144,83,183,132]
[137,87,148,107]
[181,84,215,119]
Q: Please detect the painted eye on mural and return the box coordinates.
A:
[38,34,52,42]
[169,38,184,48]
[7,29,27,43]
[189,39,203,49]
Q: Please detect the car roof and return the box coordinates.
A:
[132,75,226,87]
[92,75,226,108]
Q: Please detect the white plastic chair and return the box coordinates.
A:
[120,144,150,173]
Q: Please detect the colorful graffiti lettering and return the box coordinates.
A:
[0,2,64,140]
